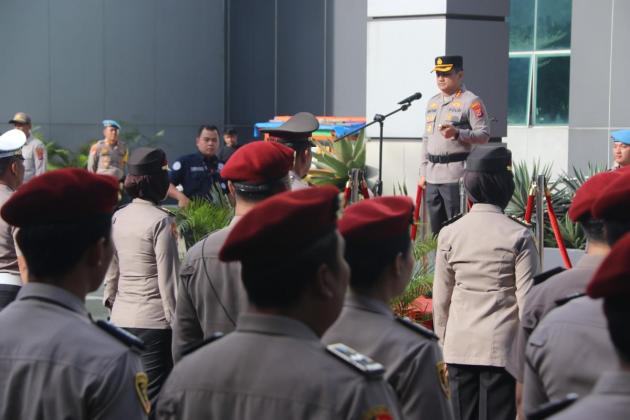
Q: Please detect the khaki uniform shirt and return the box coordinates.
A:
[0,283,147,420]
[104,199,179,329]
[548,371,630,420]
[322,293,454,420]
[21,135,47,182]
[421,87,490,184]
[0,184,19,275]
[156,313,403,420]
[172,216,244,361]
[433,203,539,366]
[87,139,128,180]
[523,296,616,413]
[290,170,310,190]
[507,254,604,382]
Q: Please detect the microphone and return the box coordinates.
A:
[397,92,422,105]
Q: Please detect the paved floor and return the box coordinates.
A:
[87,285,108,321]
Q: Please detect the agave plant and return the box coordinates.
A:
[308,130,367,189]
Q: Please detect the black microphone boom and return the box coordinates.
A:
[397,92,422,105]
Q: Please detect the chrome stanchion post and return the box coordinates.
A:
[536,174,546,268]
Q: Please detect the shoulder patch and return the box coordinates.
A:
[508,214,532,228]
[441,213,463,228]
[533,266,566,286]
[326,343,384,379]
[89,143,100,154]
[180,332,224,357]
[470,101,485,118]
[95,320,145,351]
[396,316,438,340]
[525,393,578,420]
[555,292,586,307]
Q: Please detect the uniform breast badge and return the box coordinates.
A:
[135,372,151,414]
[436,361,450,398]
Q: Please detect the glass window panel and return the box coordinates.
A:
[536,0,572,50]
[534,56,570,125]
[508,0,535,51]
[508,57,531,125]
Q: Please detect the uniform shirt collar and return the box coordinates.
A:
[469,203,503,214]
[345,291,393,318]
[0,183,15,193]
[131,198,155,206]
[236,312,320,342]
[16,282,89,317]
[228,215,243,227]
[575,253,605,269]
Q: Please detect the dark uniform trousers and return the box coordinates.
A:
[448,365,515,420]
[426,182,461,235]
[125,328,173,404]
[0,285,20,310]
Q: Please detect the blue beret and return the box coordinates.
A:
[102,119,121,130]
[611,130,630,145]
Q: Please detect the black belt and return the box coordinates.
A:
[427,153,469,164]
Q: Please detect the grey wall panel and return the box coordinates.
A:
[609,0,630,128]
[161,125,206,161]
[155,0,225,127]
[446,0,508,17]
[48,123,105,151]
[446,19,508,137]
[103,0,156,124]
[276,0,326,115]
[568,0,612,128]
[227,0,276,131]
[568,128,611,170]
[0,0,51,125]
[49,0,104,124]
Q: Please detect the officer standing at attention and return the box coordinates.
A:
[420,56,490,235]
[523,169,630,415]
[167,124,226,207]
[9,112,47,182]
[507,170,621,415]
[172,141,294,361]
[610,130,630,169]
[87,119,129,181]
[322,196,454,420]
[0,129,27,310]
[433,145,538,420]
[546,233,630,419]
[157,187,402,419]
[261,112,319,190]
[103,147,179,403]
[0,168,148,419]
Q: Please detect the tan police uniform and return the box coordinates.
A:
[322,292,454,420]
[0,184,20,277]
[171,216,246,361]
[87,139,129,180]
[523,295,616,413]
[0,282,148,419]
[104,198,179,328]
[507,254,605,382]
[21,135,46,182]
[434,203,539,366]
[157,313,402,419]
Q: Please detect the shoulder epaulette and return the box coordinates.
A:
[533,266,566,286]
[326,343,384,379]
[441,213,463,228]
[159,206,177,217]
[95,320,145,352]
[526,393,578,420]
[396,316,438,340]
[508,214,532,228]
[180,332,224,357]
[555,292,586,307]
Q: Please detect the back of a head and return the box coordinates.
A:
[1,168,119,278]
[591,168,630,245]
[587,232,630,363]
[339,196,414,292]
[463,145,514,209]
[219,186,340,309]
[124,147,169,203]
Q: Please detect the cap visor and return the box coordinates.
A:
[431,64,454,73]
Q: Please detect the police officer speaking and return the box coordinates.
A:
[420,55,490,235]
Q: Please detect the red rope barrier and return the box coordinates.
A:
[545,190,572,269]
[411,184,423,241]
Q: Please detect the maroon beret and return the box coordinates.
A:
[220,141,294,183]
[1,168,119,227]
[339,196,413,242]
[591,168,630,221]
[568,171,623,222]
[219,185,339,263]
[587,232,630,298]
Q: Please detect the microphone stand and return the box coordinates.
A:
[335,101,415,196]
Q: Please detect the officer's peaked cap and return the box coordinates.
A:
[465,145,512,173]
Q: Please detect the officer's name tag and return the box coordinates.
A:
[326,343,384,378]
[190,166,206,172]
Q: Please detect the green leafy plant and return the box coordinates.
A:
[309,130,367,189]
[174,183,234,248]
